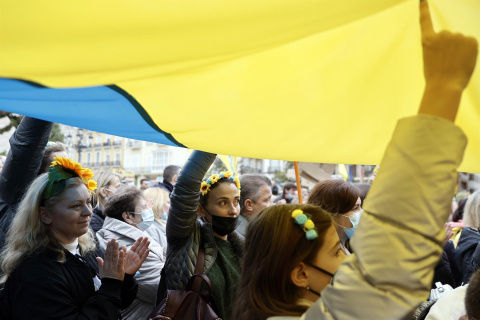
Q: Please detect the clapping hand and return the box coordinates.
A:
[124,237,150,275]
[96,239,125,281]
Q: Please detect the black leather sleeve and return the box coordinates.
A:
[166,150,216,245]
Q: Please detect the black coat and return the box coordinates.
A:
[432,251,455,288]
[0,247,138,320]
[0,117,53,250]
[90,206,105,235]
[154,181,174,194]
[455,226,480,284]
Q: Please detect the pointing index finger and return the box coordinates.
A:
[420,0,435,38]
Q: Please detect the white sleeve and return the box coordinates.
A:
[305,115,467,320]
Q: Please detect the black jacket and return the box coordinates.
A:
[0,247,138,320]
[455,226,480,284]
[90,206,105,235]
[154,181,174,194]
[0,117,53,250]
[432,251,455,288]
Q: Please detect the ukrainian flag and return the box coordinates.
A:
[0,0,478,171]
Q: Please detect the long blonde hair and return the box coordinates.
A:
[92,171,122,209]
[464,190,480,228]
[143,187,170,223]
[0,174,96,283]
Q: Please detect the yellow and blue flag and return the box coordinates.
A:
[0,0,478,171]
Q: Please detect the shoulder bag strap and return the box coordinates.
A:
[191,246,205,292]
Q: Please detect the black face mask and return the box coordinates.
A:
[204,208,239,236]
[305,262,336,296]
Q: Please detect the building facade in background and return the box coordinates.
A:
[41,124,480,192]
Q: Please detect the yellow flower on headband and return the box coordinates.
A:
[210,174,220,184]
[304,219,315,230]
[50,156,97,193]
[292,209,303,218]
[201,181,210,195]
[87,180,98,192]
[222,171,233,178]
[50,157,81,171]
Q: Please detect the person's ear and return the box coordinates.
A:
[290,262,310,288]
[172,174,179,184]
[122,212,135,226]
[39,207,52,225]
[245,199,254,212]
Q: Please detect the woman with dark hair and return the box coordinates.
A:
[307,180,361,253]
[97,186,164,320]
[233,204,342,320]
[157,151,243,320]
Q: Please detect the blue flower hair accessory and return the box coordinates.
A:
[292,209,318,240]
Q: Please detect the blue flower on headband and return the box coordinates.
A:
[306,229,318,240]
[295,214,308,225]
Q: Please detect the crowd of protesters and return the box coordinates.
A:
[0,1,479,319]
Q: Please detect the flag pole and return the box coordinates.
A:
[294,161,303,204]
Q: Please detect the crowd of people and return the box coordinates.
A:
[0,1,479,319]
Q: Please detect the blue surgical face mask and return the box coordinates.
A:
[131,208,155,231]
[160,211,168,221]
[286,193,295,200]
[341,209,363,239]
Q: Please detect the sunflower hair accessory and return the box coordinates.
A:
[200,171,241,196]
[43,156,97,199]
[292,209,318,240]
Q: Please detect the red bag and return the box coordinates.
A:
[148,248,221,320]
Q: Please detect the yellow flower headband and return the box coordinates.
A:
[43,156,98,199]
[292,209,318,240]
[200,171,241,196]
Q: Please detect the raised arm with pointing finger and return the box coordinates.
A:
[304,1,477,319]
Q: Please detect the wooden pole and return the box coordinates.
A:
[294,161,303,204]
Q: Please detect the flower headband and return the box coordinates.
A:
[43,156,97,199]
[200,171,241,196]
[292,209,318,240]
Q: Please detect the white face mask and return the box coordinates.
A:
[131,208,155,231]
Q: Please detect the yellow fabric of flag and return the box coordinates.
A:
[1,0,479,172]
[218,155,239,174]
[338,164,349,182]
